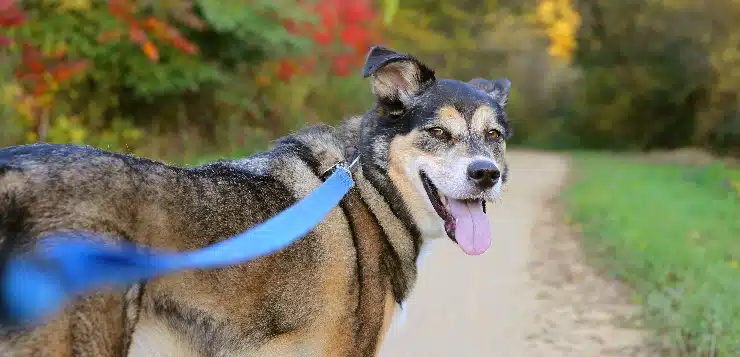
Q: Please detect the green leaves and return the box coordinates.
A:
[195,0,314,57]
[382,0,399,25]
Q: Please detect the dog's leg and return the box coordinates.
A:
[69,291,129,357]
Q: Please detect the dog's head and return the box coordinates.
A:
[358,46,512,256]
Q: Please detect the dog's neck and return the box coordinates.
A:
[338,115,422,304]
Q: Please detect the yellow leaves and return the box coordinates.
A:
[16,99,35,121]
[440,3,471,21]
[256,74,271,88]
[536,1,556,24]
[57,0,91,11]
[1,82,35,123]
[25,131,38,143]
[731,179,740,197]
[38,40,69,59]
[2,82,22,104]
[34,93,55,107]
[720,47,740,63]
[730,260,739,270]
[536,0,581,63]
[549,21,574,40]
[141,41,160,62]
[709,32,740,91]
[47,115,88,144]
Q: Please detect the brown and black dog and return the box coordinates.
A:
[0,46,512,356]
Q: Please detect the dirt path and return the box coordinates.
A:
[377,151,655,357]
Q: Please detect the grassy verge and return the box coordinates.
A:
[563,152,740,356]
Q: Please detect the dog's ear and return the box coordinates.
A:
[469,78,511,108]
[362,46,435,107]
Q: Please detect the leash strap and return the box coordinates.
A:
[1,165,355,326]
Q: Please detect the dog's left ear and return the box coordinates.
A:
[469,78,511,108]
[362,46,436,107]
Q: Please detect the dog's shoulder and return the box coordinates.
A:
[222,124,348,181]
[276,124,347,165]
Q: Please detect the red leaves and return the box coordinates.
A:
[3,0,378,90]
[0,2,86,117]
[51,60,88,83]
[274,0,381,82]
[107,0,202,62]
[170,36,198,55]
[0,0,24,48]
[128,23,147,43]
[317,1,340,32]
[0,0,25,28]
[312,31,333,45]
[1,0,204,104]
[107,0,135,22]
[97,29,123,43]
[343,1,375,23]
[141,16,199,56]
[13,42,89,99]
[331,54,354,77]
[341,25,371,54]
[276,59,300,82]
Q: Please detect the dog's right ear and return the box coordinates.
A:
[362,46,436,107]
[469,77,511,108]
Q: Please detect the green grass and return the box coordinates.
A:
[564,153,740,356]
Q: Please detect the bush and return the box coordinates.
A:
[0,0,384,161]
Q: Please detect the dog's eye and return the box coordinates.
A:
[486,129,502,141]
[427,127,448,138]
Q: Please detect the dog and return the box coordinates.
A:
[0,46,512,357]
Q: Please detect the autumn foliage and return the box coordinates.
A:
[1,0,380,96]
[102,0,204,61]
[277,0,381,80]
[3,0,82,96]
[0,0,384,151]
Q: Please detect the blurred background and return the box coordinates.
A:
[2,0,738,163]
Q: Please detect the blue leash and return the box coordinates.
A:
[0,161,356,327]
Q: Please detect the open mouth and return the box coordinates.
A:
[420,172,492,256]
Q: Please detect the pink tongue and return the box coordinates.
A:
[446,198,491,255]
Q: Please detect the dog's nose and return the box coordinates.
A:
[467,160,500,189]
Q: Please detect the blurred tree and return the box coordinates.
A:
[3,0,738,157]
[0,0,388,160]
[384,0,582,148]
[570,0,738,154]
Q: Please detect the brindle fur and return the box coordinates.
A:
[0,46,512,357]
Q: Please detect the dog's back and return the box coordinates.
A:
[0,126,389,356]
